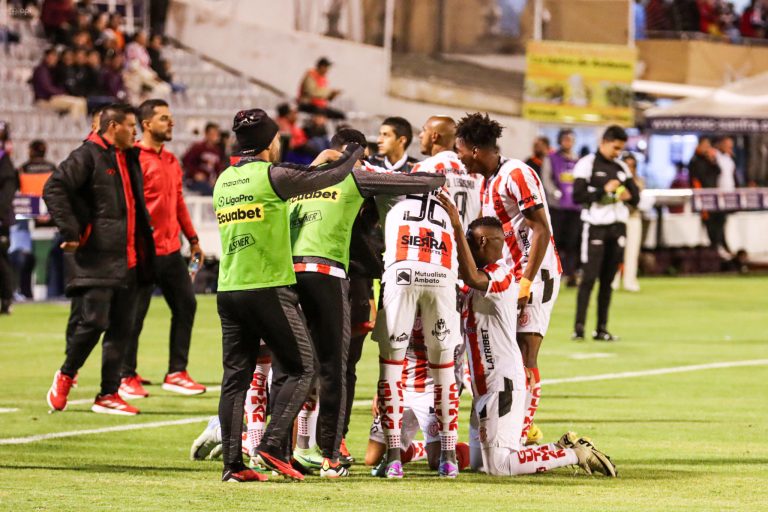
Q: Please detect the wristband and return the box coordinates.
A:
[518,277,532,299]
[188,236,199,245]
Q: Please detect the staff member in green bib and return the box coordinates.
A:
[213,109,363,483]
[288,129,445,477]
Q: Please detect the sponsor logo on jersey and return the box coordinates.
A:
[400,230,448,253]
[225,233,255,254]
[290,210,322,229]
[449,177,476,189]
[432,318,450,342]
[216,203,264,225]
[396,269,412,285]
[480,328,494,369]
[413,270,447,285]
[217,193,255,208]
[519,228,531,252]
[289,188,341,203]
[220,176,250,188]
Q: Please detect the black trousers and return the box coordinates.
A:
[217,286,315,467]
[551,208,583,278]
[575,223,625,330]
[343,276,373,436]
[295,271,351,460]
[704,212,730,252]
[0,234,12,302]
[122,251,197,377]
[61,270,139,396]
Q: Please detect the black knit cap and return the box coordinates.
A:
[232,108,279,156]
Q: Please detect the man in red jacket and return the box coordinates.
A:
[119,99,206,399]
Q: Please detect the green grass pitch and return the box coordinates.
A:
[1,276,767,511]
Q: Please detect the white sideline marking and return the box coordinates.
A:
[5,359,767,445]
[569,352,616,360]
[0,408,19,414]
[67,385,223,405]
[0,417,210,445]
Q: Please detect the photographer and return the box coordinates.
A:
[571,126,639,341]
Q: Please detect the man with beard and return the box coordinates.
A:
[118,99,206,400]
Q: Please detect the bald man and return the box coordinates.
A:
[416,116,482,225]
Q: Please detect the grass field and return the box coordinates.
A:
[1,276,767,511]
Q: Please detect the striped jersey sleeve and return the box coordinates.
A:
[505,165,545,211]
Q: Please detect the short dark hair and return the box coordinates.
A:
[29,139,47,157]
[557,128,574,144]
[137,98,168,127]
[276,103,292,118]
[331,128,367,151]
[204,122,219,133]
[713,135,733,145]
[536,136,551,147]
[99,103,135,133]
[468,216,503,233]
[602,125,628,143]
[456,113,503,149]
[317,57,332,67]
[621,152,637,165]
[382,116,413,149]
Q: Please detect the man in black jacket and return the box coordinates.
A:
[571,126,640,342]
[43,103,155,416]
[0,135,17,315]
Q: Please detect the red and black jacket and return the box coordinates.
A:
[43,133,155,295]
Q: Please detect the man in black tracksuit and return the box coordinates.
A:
[572,126,639,342]
[43,104,155,415]
[0,142,17,314]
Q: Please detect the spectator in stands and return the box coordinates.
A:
[104,13,126,51]
[545,129,582,287]
[150,0,171,36]
[689,136,729,255]
[670,0,701,31]
[92,12,110,53]
[718,1,741,40]
[67,10,92,45]
[369,116,418,171]
[646,0,672,31]
[41,0,75,45]
[70,29,93,52]
[275,103,314,163]
[297,57,345,120]
[124,30,172,104]
[54,48,79,94]
[0,124,18,314]
[147,34,185,93]
[302,114,332,154]
[32,49,88,118]
[101,52,128,101]
[76,0,99,18]
[182,123,224,195]
[525,136,551,175]
[634,0,647,39]
[699,0,721,35]
[740,0,766,38]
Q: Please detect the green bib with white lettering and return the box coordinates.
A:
[213,161,295,291]
[289,174,364,270]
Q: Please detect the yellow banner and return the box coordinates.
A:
[524,41,637,126]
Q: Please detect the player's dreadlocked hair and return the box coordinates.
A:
[455,113,503,149]
[468,216,503,233]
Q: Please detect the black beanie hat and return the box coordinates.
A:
[232,109,279,156]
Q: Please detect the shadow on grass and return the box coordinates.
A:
[536,418,715,424]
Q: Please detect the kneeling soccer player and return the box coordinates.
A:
[438,194,616,477]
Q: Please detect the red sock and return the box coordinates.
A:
[521,367,541,441]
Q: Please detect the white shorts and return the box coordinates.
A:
[473,386,526,453]
[374,261,462,357]
[369,388,439,446]
[517,274,560,337]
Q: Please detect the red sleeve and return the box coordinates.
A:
[174,158,197,240]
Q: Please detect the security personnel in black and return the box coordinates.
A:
[571,126,639,341]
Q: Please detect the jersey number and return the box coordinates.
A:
[453,191,467,220]
[403,194,446,228]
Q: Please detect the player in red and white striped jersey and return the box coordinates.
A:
[439,196,616,477]
[455,113,562,446]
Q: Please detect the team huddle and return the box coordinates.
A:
[189,109,617,482]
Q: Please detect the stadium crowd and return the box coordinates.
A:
[636,0,768,41]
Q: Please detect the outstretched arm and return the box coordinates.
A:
[437,191,489,291]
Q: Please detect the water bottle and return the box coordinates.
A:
[188,253,201,279]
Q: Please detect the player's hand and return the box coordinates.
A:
[60,241,80,252]
[310,149,343,166]
[437,191,462,230]
[618,188,632,201]
[603,179,620,193]
[517,295,529,314]
[190,243,205,266]
[518,277,532,313]
[371,394,380,418]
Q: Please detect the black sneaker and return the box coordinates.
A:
[571,324,585,341]
[593,329,619,342]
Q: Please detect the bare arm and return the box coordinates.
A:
[437,191,489,291]
[518,205,551,310]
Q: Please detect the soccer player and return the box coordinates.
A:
[368,116,419,172]
[212,108,362,483]
[438,195,616,477]
[454,113,561,446]
[119,99,206,399]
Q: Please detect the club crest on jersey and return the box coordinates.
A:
[432,318,450,342]
[518,311,530,327]
[396,269,412,285]
[427,420,440,438]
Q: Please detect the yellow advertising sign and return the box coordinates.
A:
[524,41,637,126]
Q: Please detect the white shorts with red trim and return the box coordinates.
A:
[473,384,526,453]
[374,261,462,359]
[293,262,347,279]
[517,274,560,337]
[369,388,439,446]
